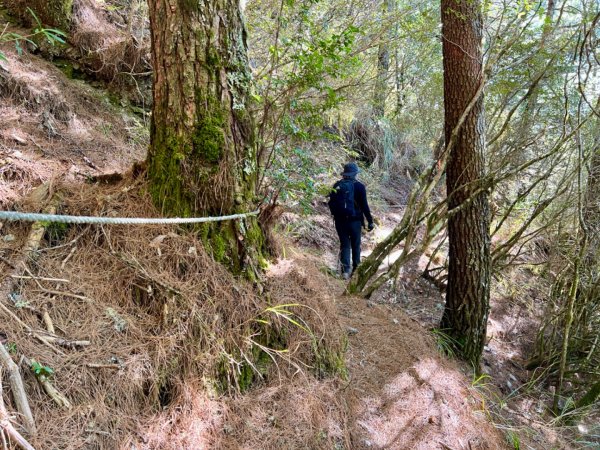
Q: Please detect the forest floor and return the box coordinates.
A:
[289,207,591,450]
[1,43,597,450]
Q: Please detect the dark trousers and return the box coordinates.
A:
[334,219,362,274]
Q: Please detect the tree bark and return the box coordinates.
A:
[439,0,491,369]
[583,140,600,268]
[372,0,394,119]
[9,0,73,30]
[394,48,406,117]
[147,0,264,271]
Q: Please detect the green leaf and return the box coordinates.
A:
[31,360,54,377]
[26,7,43,29]
[42,30,66,45]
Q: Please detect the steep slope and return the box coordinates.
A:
[0,45,146,207]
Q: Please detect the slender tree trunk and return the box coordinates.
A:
[372,0,394,119]
[147,0,263,272]
[516,0,556,143]
[439,0,491,369]
[584,140,600,265]
[394,47,406,117]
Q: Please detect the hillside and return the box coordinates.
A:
[2,1,600,449]
[0,43,514,450]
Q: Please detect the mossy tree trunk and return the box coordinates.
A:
[584,143,600,268]
[147,0,264,272]
[9,0,73,30]
[439,0,491,369]
[372,0,394,119]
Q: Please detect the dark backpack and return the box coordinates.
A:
[328,179,356,218]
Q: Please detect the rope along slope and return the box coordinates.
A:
[0,210,260,225]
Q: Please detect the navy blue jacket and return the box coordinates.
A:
[333,179,373,226]
[352,181,373,226]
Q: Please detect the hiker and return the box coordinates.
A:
[328,162,374,280]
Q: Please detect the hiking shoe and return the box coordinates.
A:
[342,272,351,280]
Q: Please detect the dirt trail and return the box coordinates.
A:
[284,205,508,449]
[336,285,507,449]
[214,251,508,450]
[237,200,510,449]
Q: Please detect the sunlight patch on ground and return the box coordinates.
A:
[266,257,296,277]
[356,358,493,450]
[141,384,223,449]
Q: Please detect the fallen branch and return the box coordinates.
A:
[0,370,36,450]
[86,363,122,369]
[10,275,69,283]
[22,357,71,410]
[0,345,36,435]
[31,329,90,350]
[0,303,30,331]
[60,246,77,269]
[0,303,65,356]
[41,336,90,349]
[41,307,55,334]
[84,428,110,436]
[32,289,88,301]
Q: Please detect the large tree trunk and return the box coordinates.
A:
[8,0,73,30]
[439,0,491,368]
[147,0,263,272]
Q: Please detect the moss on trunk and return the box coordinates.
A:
[147,0,265,276]
[9,0,73,30]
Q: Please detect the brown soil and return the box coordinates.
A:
[0,44,146,207]
[338,294,506,449]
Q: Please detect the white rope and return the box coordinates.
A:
[0,209,260,225]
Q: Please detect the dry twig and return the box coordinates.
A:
[86,363,122,369]
[0,345,36,435]
[41,307,55,334]
[10,276,69,283]
[22,357,71,410]
[0,370,36,450]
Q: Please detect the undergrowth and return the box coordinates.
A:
[2,176,347,449]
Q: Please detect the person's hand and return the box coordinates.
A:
[367,222,374,232]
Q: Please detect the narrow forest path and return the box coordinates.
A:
[0,29,592,450]
[287,200,577,450]
[0,46,506,449]
[252,197,511,449]
[310,251,508,450]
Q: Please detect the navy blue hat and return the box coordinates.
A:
[341,162,360,177]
